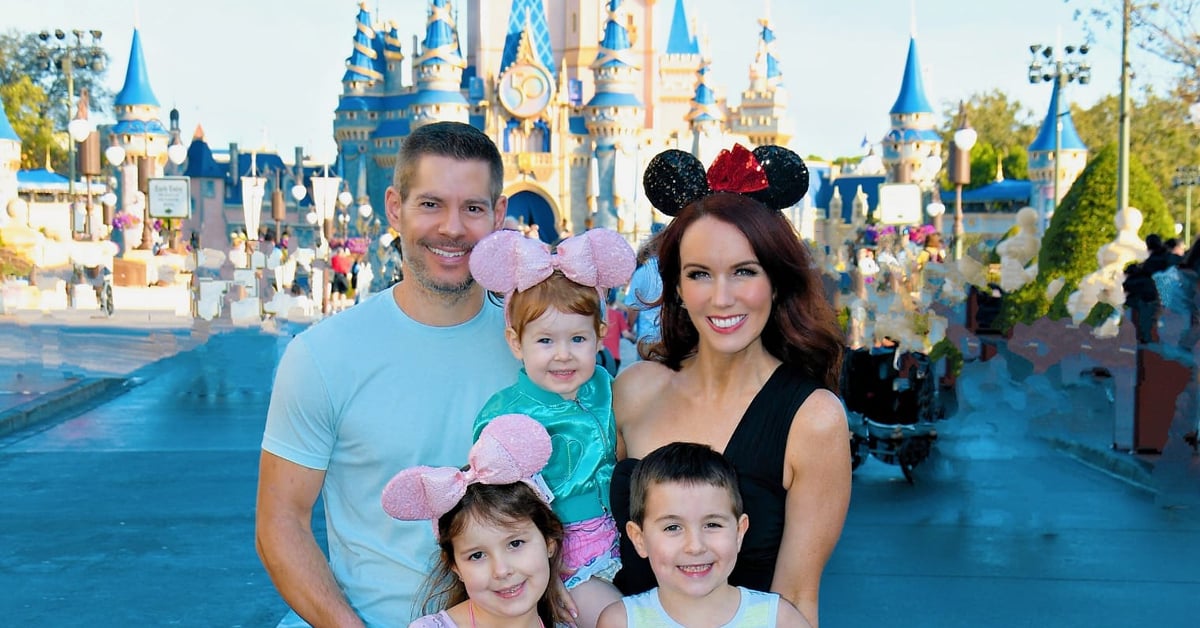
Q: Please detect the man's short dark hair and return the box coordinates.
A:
[628,442,743,525]
[393,121,504,205]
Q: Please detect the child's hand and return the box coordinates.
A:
[552,577,580,624]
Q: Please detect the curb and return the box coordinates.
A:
[0,378,130,438]
[1043,435,1156,492]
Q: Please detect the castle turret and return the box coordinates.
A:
[585,0,644,231]
[728,5,793,147]
[112,28,168,220]
[687,51,725,164]
[1027,80,1087,231]
[412,0,469,127]
[343,2,384,95]
[656,0,702,133]
[0,93,21,213]
[383,22,406,94]
[881,35,942,183]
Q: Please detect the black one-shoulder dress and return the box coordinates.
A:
[610,364,821,594]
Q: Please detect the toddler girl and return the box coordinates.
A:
[469,228,636,628]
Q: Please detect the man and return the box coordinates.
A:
[256,122,520,627]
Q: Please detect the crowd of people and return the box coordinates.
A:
[255,122,849,628]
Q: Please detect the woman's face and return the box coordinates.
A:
[677,216,774,356]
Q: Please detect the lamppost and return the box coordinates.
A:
[1028,41,1090,231]
[948,102,977,260]
[36,28,104,237]
[914,148,943,230]
[1174,165,1200,245]
[103,137,125,233]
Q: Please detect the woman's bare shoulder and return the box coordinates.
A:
[613,361,674,421]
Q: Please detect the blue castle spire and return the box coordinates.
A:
[687,57,721,125]
[0,93,18,142]
[759,14,782,87]
[343,3,383,83]
[416,0,466,70]
[114,29,160,107]
[1029,80,1086,152]
[592,0,638,71]
[501,0,556,75]
[666,0,699,56]
[890,36,932,114]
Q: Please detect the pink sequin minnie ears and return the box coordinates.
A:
[381,414,553,529]
[642,143,810,216]
[469,228,636,322]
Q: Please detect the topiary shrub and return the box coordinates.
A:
[995,143,1174,330]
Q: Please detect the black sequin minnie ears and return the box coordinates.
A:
[642,144,810,216]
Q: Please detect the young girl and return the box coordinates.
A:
[382,414,572,628]
[469,228,637,628]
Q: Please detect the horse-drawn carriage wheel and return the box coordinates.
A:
[101,284,114,316]
[850,435,867,470]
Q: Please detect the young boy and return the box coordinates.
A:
[598,443,811,627]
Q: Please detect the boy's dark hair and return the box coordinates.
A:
[628,442,742,525]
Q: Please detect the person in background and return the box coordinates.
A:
[255,121,520,627]
[602,291,633,374]
[623,227,664,353]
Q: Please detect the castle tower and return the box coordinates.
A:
[112,28,168,216]
[383,22,406,94]
[0,93,20,213]
[342,2,384,96]
[585,0,644,231]
[687,51,726,164]
[881,35,942,183]
[412,0,469,127]
[1027,80,1087,232]
[656,0,702,134]
[728,4,793,147]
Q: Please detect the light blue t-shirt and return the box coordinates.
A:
[622,586,780,627]
[623,256,662,346]
[262,289,520,626]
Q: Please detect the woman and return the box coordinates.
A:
[609,145,850,627]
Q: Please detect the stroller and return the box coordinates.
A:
[841,345,946,483]
[68,262,114,316]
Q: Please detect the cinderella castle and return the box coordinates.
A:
[328,0,795,243]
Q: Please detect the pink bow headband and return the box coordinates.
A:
[381,414,553,530]
[469,228,636,322]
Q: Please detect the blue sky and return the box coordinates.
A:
[4,0,1176,164]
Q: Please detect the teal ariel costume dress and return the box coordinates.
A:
[473,368,621,587]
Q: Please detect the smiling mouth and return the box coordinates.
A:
[495,582,525,598]
[428,246,467,258]
[677,563,714,576]
[548,370,575,378]
[708,315,746,330]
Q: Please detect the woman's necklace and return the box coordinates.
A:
[467,600,545,628]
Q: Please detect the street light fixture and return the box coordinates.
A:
[1028,40,1090,231]
[1174,166,1200,245]
[949,101,977,260]
[310,165,341,249]
[37,28,104,238]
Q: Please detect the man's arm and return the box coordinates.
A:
[256,450,365,628]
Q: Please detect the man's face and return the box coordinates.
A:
[385,154,506,299]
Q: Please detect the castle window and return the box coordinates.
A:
[203,180,215,198]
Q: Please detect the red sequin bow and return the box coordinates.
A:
[706,144,769,194]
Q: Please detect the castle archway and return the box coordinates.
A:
[504,188,559,244]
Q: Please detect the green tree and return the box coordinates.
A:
[0,29,112,170]
[997,143,1175,329]
[0,75,58,169]
[938,90,1038,189]
[1072,89,1199,230]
